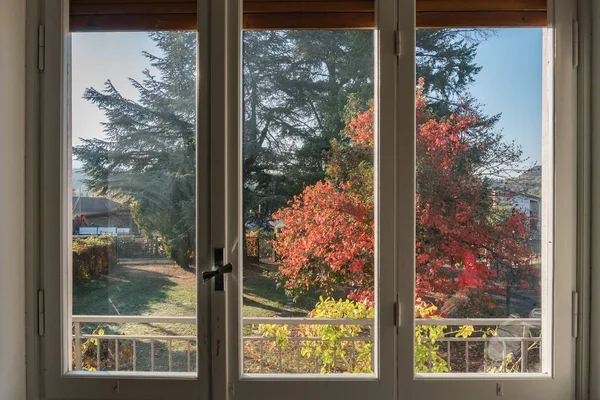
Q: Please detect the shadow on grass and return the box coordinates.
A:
[243,282,320,318]
[243,295,293,316]
[73,264,177,317]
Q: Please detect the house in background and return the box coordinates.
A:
[72,195,137,235]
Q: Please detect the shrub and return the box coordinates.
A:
[414,303,450,373]
[73,328,134,371]
[72,235,116,284]
[257,297,374,373]
[255,298,503,374]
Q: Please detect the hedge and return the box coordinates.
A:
[72,235,116,284]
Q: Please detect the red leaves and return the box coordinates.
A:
[272,89,537,312]
[272,179,374,298]
[345,106,374,147]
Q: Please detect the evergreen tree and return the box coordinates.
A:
[243,29,489,224]
[75,29,489,266]
[74,32,196,267]
[416,29,491,114]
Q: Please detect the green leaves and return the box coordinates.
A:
[258,298,374,373]
[258,324,290,350]
[75,32,197,268]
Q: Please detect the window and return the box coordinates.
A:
[70,31,198,374]
[240,29,377,375]
[37,0,578,399]
[414,27,547,375]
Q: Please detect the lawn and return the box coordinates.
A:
[73,260,318,321]
[72,259,320,371]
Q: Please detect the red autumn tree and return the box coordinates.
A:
[272,87,538,315]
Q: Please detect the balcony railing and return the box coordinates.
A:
[72,315,197,372]
[72,316,541,374]
[415,318,541,373]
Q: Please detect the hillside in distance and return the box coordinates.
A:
[493,165,542,198]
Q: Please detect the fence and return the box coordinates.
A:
[72,315,196,372]
[72,316,541,374]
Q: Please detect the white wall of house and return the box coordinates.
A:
[0,0,27,398]
[509,195,539,214]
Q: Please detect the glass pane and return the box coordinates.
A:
[414,28,546,374]
[70,32,197,374]
[241,30,376,374]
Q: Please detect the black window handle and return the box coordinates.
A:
[202,248,233,291]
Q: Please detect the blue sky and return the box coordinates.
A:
[71,28,543,164]
[470,28,543,166]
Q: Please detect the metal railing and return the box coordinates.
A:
[243,317,375,373]
[242,317,542,374]
[72,315,196,372]
[416,318,541,373]
[72,316,541,374]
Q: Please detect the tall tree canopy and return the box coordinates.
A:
[74,32,196,267]
[272,88,537,316]
[75,29,488,267]
[243,29,488,225]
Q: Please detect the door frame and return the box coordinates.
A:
[397,0,580,398]
[37,0,214,398]
[222,0,401,398]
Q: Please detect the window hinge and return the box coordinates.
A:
[572,20,579,69]
[394,296,401,328]
[37,25,45,72]
[394,30,401,58]
[38,289,45,337]
[571,291,578,338]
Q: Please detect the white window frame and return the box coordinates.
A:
[222,0,400,398]
[396,0,581,398]
[29,0,588,399]
[36,0,215,398]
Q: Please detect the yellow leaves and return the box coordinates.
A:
[456,325,474,339]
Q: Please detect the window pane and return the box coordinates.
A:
[414,28,546,374]
[70,32,197,374]
[241,30,376,374]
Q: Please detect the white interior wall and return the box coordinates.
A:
[0,1,597,400]
[0,0,27,399]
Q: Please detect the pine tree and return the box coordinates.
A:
[74,32,197,267]
[75,29,489,266]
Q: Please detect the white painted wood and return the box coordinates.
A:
[224,0,399,398]
[574,0,591,398]
[243,318,375,326]
[39,0,214,398]
[400,0,578,398]
[25,0,44,398]
[414,318,540,326]
[71,316,196,324]
[395,0,417,397]
[587,0,600,395]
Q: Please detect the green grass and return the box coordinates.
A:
[242,262,320,317]
[74,264,195,329]
[73,262,317,320]
[243,281,319,317]
[72,261,322,371]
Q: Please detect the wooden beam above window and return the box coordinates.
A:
[70,0,547,31]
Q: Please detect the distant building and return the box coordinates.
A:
[72,196,137,235]
[508,193,541,233]
[493,191,542,253]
